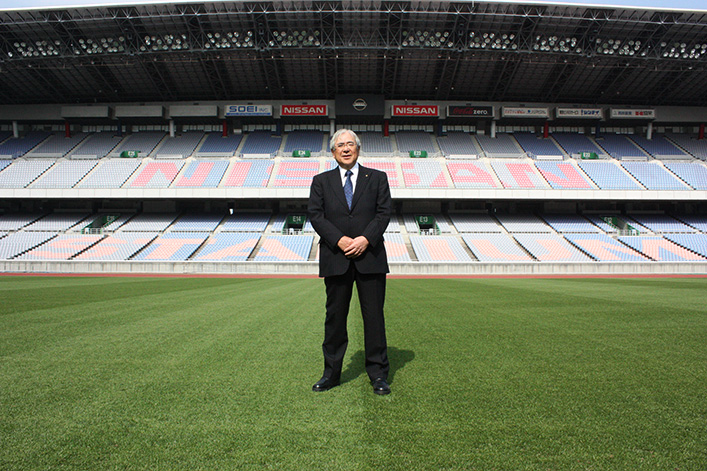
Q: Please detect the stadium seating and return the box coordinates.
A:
[449,213,502,232]
[663,162,707,190]
[283,130,325,155]
[359,160,400,188]
[409,235,472,262]
[628,214,697,233]
[551,133,607,158]
[129,160,185,188]
[620,162,690,190]
[383,233,411,261]
[577,161,643,189]
[563,233,648,261]
[629,134,689,159]
[496,213,553,233]
[0,213,45,231]
[0,131,51,159]
[272,160,321,187]
[27,132,88,158]
[221,212,271,232]
[74,232,158,261]
[15,234,103,260]
[132,232,210,261]
[540,214,601,233]
[221,160,274,187]
[446,161,500,188]
[68,132,122,159]
[110,131,166,157]
[461,234,533,261]
[192,232,261,261]
[75,159,141,188]
[0,231,57,259]
[240,131,282,157]
[395,131,437,155]
[170,213,225,232]
[594,134,649,159]
[401,160,450,188]
[25,213,90,232]
[154,131,204,158]
[513,132,565,159]
[30,160,97,188]
[196,132,244,157]
[0,160,55,188]
[118,213,178,232]
[664,234,707,258]
[358,132,393,156]
[617,236,706,261]
[174,160,229,188]
[253,235,313,261]
[674,215,707,232]
[490,160,548,189]
[534,161,595,189]
[437,132,482,157]
[476,134,524,158]
[666,134,707,160]
[513,233,592,261]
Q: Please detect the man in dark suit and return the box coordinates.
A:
[308,129,392,395]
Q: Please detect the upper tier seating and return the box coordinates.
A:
[395,131,437,155]
[27,132,88,158]
[30,160,97,188]
[0,160,54,188]
[240,131,282,157]
[585,215,619,233]
[620,162,690,190]
[563,233,649,261]
[74,232,158,261]
[551,133,607,158]
[253,234,313,261]
[272,160,320,187]
[110,131,166,157]
[383,233,411,261]
[25,213,90,231]
[629,134,689,159]
[663,162,707,190]
[490,161,548,189]
[221,212,271,232]
[664,234,707,258]
[513,233,592,261]
[0,213,44,231]
[132,232,210,261]
[170,213,225,232]
[476,134,524,158]
[628,214,697,233]
[0,231,57,259]
[450,213,502,233]
[15,233,103,260]
[0,131,51,159]
[196,133,244,157]
[174,160,229,188]
[358,132,394,156]
[401,160,450,188]
[129,160,185,188]
[674,215,707,232]
[75,159,141,188]
[540,214,601,233]
[535,161,595,189]
[617,236,706,261]
[496,213,553,233]
[513,132,564,158]
[437,132,482,157]
[409,235,472,262]
[221,160,274,187]
[666,134,707,160]
[118,213,178,232]
[68,132,122,159]
[577,161,643,189]
[446,161,499,188]
[154,131,205,158]
[461,233,533,261]
[192,232,261,261]
[594,134,648,159]
[283,130,325,155]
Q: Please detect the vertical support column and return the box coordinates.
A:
[543,121,549,138]
[222,120,228,137]
[12,121,18,138]
[169,119,175,138]
[490,120,497,138]
[699,123,705,140]
[65,121,71,138]
[646,122,653,140]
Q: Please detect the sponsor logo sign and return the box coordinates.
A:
[281,105,328,116]
[556,108,603,119]
[502,107,549,118]
[610,109,656,119]
[225,104,273,117]
[392,105,439,117]
[447,105,494,118]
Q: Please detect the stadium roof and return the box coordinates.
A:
[0,0,705,107]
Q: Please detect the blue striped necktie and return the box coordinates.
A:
[344,170,353,209]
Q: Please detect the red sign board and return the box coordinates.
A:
[392,105,439,117]
[281,105,328,116]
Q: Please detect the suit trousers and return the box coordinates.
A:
[322,263,389,382]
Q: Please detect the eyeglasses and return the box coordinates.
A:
[335,141,357,149]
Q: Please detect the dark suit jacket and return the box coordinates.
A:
[308,165,392,277]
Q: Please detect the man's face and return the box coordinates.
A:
[332,132,359,170]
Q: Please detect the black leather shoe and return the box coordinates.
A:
[312,376,339,392]
[372,378,391,395]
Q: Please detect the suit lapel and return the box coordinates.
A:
[351,165,372,210]
[326,168,349,210]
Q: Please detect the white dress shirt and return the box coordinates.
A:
[338,162,359,193]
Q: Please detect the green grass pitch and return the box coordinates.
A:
[1,275,706,470]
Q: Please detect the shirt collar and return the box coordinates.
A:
[339,162,359,178]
